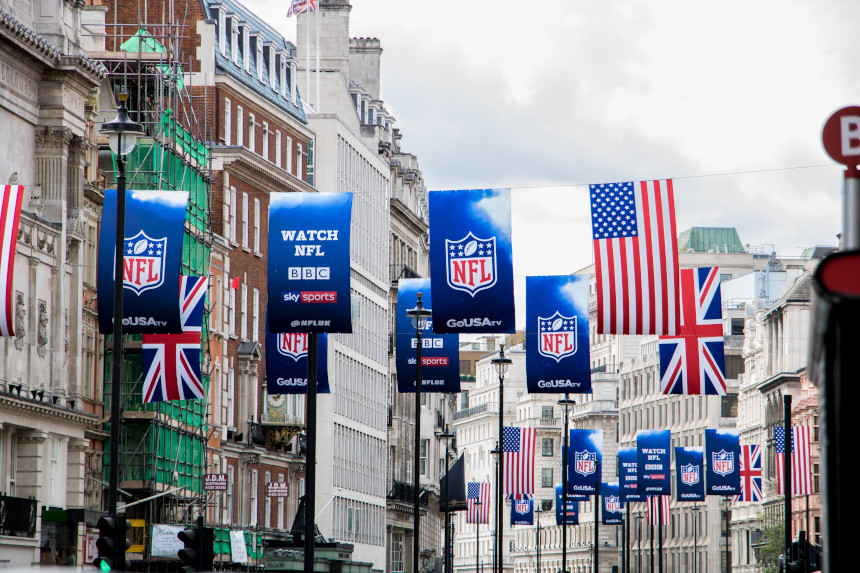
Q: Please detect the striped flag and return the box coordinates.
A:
[286,0,316,17]
[0,185,24,337]
[590,180,680,335]
[467,482,490,524]
[142,276,209,402]
[736,444,762,502]
[503,426,536,499]
[647,495,671,526]
[775,426,812,495]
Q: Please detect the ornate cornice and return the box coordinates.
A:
[0,392,98,426]
[212,146,315,194]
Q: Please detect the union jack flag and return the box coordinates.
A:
[647,495,671,526]
[142,276,209,402]
[775,426,812,495]
[0,185,24,337]
[503,426,536,499]
[286,0,316,17]
[735,444,762,502]
[467,482,490,524]
[659,266,726,395]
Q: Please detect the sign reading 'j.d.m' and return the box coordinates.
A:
[267,192,352,333]
[97,190,188,334]
[525,275,591,393]
[265,332,330,395]
[429,189,515,333]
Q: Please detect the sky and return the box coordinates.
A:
[243,0,857,290]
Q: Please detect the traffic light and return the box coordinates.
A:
[177,524,215,572]
[94,514,131,572]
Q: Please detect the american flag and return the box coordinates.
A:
[659,267,727,395]
[590,180,680,335]
[647,495,671,526]
[0,185,24,337]
[286,0,316,17]
[503,427,536,499]
[142,276,209,402]
[735,445,762,502]
[467,482,490,524]
[775,426,812,495]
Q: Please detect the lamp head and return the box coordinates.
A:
[100,91,144,156]
[491,343,512,378]
[406,292,432,330]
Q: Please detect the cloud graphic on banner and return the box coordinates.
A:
[559,281,590,317]
[130,190,190,209]
[471,191,512,238]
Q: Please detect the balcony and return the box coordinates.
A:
[387,480,430,507]
[0,494,37,537]
[452,401,517,421]
[521,417,560,429]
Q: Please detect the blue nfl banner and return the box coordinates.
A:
[428,189,515,333]
[97,189,188,334]
[619,447,645,503]
[705,429,741,496]
[675,447,705,502]
[525,276,591,393]
[602,482,623,525]
[265,333,331,395]
[555,484,579,525]
[267,192,353,333]
[568,429,603,495]
[395,279,460,393]
[511,498,534,525]
[637,430,672,495]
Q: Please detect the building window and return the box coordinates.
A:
[219,10,226,56]
[248,114,256,153]
[240,284,247,340]
[257,38,264,82]
[229,281,236,335]
[224,98,232,144]
[242,192,249,248]
[243,27,250,72]
[262,121,269,159]
[236,106,244,147]
[541,405,554,419]
[227,464,235,522]
[541,467,553,488]
[269,46,276,90]
[297,143,303,180]
[253,197,261,254]
[250,469,259,526]
[264,471,272,526]
[813,463,820,493]
[277,473,285,528]
[542,438,553,457]
[420,439,429,476]
[306,140,315,187]
[391,532,404,572]
[275,131,282,167]
[231,20,239,65]
[252,288,259,342]
[541,499,553,512]
[280,55,288,98]
[286,136,293,174]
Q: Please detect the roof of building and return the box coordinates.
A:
[677,227,745,254]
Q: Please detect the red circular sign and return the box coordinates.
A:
[822,106,860,166]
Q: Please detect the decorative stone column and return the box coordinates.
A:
[34,126,72,225]
[16,431,48,501]
[66,438,90,509]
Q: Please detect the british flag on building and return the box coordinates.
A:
[142,276,209,403]
[286,0,316,17]
[735,444,762,502]
[659,266,727,395]
[467,482,490,524]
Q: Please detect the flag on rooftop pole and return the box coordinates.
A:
[287,0,316,17]
[775,426,812,495]
[467,482,490,524]
[589,180,680,335]
[503,427,536,499]
[735,444,763,502]
[0,185,24,337]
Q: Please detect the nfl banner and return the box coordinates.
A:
[428,189,515,333]
[267,192,352,333]
[97,190,188,334]
[555,484,579,525]
[511,498,534,526]
[395,278,460,393]
[619,447,645,503]
[265,332,331,395]
[705,429,741,496]
[568,429,603,495]
[675,447,705,502]
[525,275,591,393]
[602,482,623,525]
[637,430,671,495]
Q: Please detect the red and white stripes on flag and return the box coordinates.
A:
[647,496,671,526]
[286,0,316,17]
[467,482,491,524]
[0,185,24,337]
[503,426,536,499]
[775,426,812,495]
[590,180,680,335]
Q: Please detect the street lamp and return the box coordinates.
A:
[439,425,456,573]
[474,500,483,573]
[723,497,731,573]
[557,394,575,573]
[99,90,144,517]
[535,508,543,573]
[691,504,700,573]
[491,345,512,573]
[634,514,643,573]
[407,293,432,573]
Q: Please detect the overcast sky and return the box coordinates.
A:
[244,0,856,285]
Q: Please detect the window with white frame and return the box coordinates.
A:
[297,143,303,180]
[231,19,239,65]
[248,114,256,153]
[286,136,293,174]
[224,98,232,144]
[240,284,247,340]
[229,186,237,243]
[227,360,235,425]
[290,61,297,103]
[280,56,287,98]
[236,106,244,147]
[269,46,276,90]
[219,10,226,56]
[257,38,264,82]
[252,288,259,341]
[242,192,249,248]
[229,285,236,336]
[264,471,272,526]
[275,131,282,168]
[253,198,261,254]
[277,473,285,528]
[250,469,259,526]
[243,27,250,72]
[227,464,235,521]
[262,121,269,159]
[420,439,429,476]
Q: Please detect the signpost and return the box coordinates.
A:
[821,106,860,249]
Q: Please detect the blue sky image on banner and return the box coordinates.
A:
[267,192,353,333]
[395,278,460,393]
[265,332,330,396]
[602,482,623,525]
[618,447,644,503]
[555,484,579,526]
[675,447,705,502]
[97,189,188,334]
[525,275,591,393]
[705,429,741,496]
[428,188,515,334]
[637,429,672,495]
[568,428,603,495]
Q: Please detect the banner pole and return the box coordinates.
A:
[303,332,318,573]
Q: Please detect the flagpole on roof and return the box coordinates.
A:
[305,5,310,110]
[316,1,321,112]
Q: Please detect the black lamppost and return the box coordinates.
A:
[491,345,512,573]
[475,500,483,573]
[691,504,700,573]
[635,514,643,573]
[535,508,543,573]
[99,90,144,517]
[557,394,575,573]
[440,425,456,573]
[723,497,731,573]
[407,294,432,573]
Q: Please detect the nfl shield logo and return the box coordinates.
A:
[277,332,309,361]
[681,463,700,485]
[574,450,597,477]
[712,450,734,476]
[445,233,497,296]
[515,500,530,514]
[538,311,577,362]
[605,495,621,512]
[123,230,167,295]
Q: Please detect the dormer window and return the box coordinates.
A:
[269,46,276,91]
[290,61,297,104]
[256,38,264,83]
[231,19,239,65]
[218,9,226,56]
[243,26,250,72]
[280,55,288,99]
